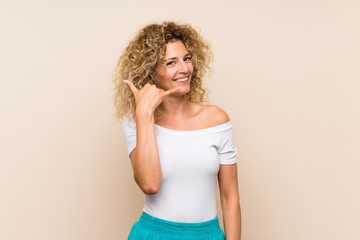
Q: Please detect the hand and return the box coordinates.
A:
[123,80,182,115]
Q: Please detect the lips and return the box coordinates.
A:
[173,77,189,82]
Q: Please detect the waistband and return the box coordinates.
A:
[138,212,224,239]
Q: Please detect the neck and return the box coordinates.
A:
[157,95,192,120]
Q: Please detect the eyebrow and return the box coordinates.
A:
[165,53,191,61]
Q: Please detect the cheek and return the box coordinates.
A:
[154,70,167,83]
[163,69,177,80]
[157,67,174,77]
[155,71,173,87]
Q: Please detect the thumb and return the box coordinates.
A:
[123,80,139,95]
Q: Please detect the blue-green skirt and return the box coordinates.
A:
[128,212,225,240]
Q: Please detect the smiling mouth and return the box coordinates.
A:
[173,77,189,82]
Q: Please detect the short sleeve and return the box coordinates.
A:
[121,117,137,156]
[217,127,237,165]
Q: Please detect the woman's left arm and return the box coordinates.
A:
[218,163,241,240]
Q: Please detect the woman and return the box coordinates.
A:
[113,21,241,240]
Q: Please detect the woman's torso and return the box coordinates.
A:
[122,103,236,223]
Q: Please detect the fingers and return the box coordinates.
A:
[123,80,139,95]
[163,87,183,97]
[124,79,183,99]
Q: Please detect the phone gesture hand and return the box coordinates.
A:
[123,80,182,115]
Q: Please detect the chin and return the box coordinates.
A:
[170,87,189,97]
[178,86,190,95]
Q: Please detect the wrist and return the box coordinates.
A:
[136,109,154,120]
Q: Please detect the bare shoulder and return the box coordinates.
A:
[205,105,230,126]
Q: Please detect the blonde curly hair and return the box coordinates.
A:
[112,21,213,121]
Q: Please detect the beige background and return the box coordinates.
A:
[1,0,359,239]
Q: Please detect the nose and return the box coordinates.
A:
[178,60,190,73]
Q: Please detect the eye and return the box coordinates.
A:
[166,61,176,66]
[184,56,192,61]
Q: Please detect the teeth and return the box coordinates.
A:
[175,77,188,82]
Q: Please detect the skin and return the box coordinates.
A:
[124,40,241,239]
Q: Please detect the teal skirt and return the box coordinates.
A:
[128,212,225,240]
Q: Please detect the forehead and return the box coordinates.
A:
[164,40,189,57]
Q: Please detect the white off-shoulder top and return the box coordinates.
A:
[122,118,237,223]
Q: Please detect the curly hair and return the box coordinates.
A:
[112,21,213,121]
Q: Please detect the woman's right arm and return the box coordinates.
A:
[124,80,181,194]
[130,111,161,194]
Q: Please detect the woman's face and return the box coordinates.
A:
[154,40,193,95]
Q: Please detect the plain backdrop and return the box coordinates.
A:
[1,0,359,239]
